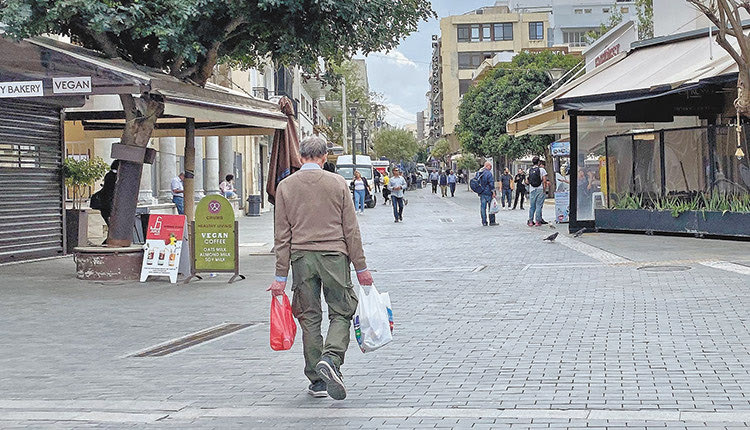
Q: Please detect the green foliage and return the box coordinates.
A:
[456,154,480,173]
[373,129,418,162]
[456,51,581,160]
[430,138,451,163]
[0,0,436,86]
[415,144,430,164]
[636,0,654,40]
[63,157,109,210]
[586,4,623,43]
[613,192,750,216]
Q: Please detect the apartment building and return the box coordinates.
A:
[437,3,549,143]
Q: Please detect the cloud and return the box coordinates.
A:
[384,103,418,127]
[373,50,418,68]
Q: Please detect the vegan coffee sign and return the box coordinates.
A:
[0,76,92,98]
[195,195,236,271]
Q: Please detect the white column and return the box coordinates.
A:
[138,162,156,205]
[204,136,220,195]
[219,136,234,184]
[193,137,205,200]
[158,137,177,202]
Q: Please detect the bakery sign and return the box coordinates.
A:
[595,44,620,67]
[0,76,92,98]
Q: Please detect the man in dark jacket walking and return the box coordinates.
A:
[478,161,497,226]
[513,168,526,210]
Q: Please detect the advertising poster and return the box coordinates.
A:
[140,215,186,283]
[195,195,236,272]
[555,191,570,223]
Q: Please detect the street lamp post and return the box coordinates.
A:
[359,118,366,155]
[350,106,358,167]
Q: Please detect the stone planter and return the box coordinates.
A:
[65,209,88,254]
[595,209,750,238]
[74,246,144,281]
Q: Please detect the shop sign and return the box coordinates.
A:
[555,191,570,223]
[194,195,236,272]
[595,44,620,67]
[140,214,187,284]
[52,77,92,94]
[550,140,570,157]
[0,80,43,98]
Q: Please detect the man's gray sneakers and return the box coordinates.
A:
[315,356,346,400]
[307,380,327,398]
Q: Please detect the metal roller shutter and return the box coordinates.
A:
[0,100,64,263]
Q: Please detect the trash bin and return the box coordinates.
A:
[133,207,150,244]
[246,195,262,217]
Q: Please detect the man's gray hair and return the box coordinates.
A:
[299,136,328,159]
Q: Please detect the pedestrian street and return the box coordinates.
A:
[1,186,750,429]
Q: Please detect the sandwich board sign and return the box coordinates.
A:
[140,214,187,283]
[186,195,245,283]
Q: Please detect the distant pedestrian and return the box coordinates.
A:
[439,170,448,197]
[373,169,381,192]
[388,167,407,222]
[500,168,513,209]
[171,172,185,215]
[220,174,237,199]
[323,161,336,173]
[350,170,369,215]
[99,160,119,226]
[382,173,390,205]
[477,162,497,226]
[269,135,373,401]
[526,156,548,227]
[429,170,439,193]
[447,170,457,197]
[513,168,526,210]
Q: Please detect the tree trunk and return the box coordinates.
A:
[183,118,196,222]
[106,94,164,247]
[737,69,750,118]
[544,148,555,198]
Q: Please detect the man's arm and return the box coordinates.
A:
[273,186,292,281]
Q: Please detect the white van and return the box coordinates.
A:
[336,155,377,207]
[416,163,429,181]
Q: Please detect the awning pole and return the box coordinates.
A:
[184,118,196,222]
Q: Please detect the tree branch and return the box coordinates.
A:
[188,16,247,85]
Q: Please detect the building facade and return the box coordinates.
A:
[438,3,549,143]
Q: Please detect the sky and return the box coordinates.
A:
[356,0,493,127]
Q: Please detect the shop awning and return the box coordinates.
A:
[554,27,740,112]
[0,36,287,132]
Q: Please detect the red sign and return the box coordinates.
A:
[140,214,186,283]
[146,214,185,243]
[595,44,620,67]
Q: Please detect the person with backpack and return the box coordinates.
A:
[526,156,548,227]
[471,161,497,226]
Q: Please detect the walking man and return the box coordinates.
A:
[171,172,185,215]
[447,170,457,197]
[388,166,407,222]
[527,156,548,226]
[429,170,439,193]
[513,168,526,210]
[373,169,381,193]
[478,161,497,226]
[500,168,513,209]
[268,136,374,401]
[439,170,448,197]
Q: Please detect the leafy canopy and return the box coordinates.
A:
[0,0,436,85]
[373,129,418,162]
[456,154,480,173]
[430,138,451,163]
[456,51,580,160]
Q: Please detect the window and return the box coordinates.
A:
[457,51,498,69]
[471,24,480,42]
[563,30,588,47]
[457,25,470,42]
[529,22,544,40]
[584,8,592,13]
[493,23,513,41]
[482,24,491,40]
[458,52,471,68]
[621,6,629,13]
[602,7,610,13]
[574,9,583,14]
[459,79,472,97]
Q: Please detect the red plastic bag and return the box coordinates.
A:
[270,293,297,351]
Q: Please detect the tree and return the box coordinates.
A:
[63,157,109,210]
[456,154,480,189]
[373,129,418,162]
[456,51,580,161]
[0,0,434,244]
[688,0,750,116]
[430,138,451,164]
[636,0,654,40]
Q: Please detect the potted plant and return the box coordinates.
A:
[63,157,109,252]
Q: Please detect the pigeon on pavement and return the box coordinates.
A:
[543,232,559,242]
[573,228,586,238]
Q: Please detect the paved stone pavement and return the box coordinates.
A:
[1,186,749,429]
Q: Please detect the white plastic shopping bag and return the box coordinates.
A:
[353,284,393,353]
[489,197,500,214]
